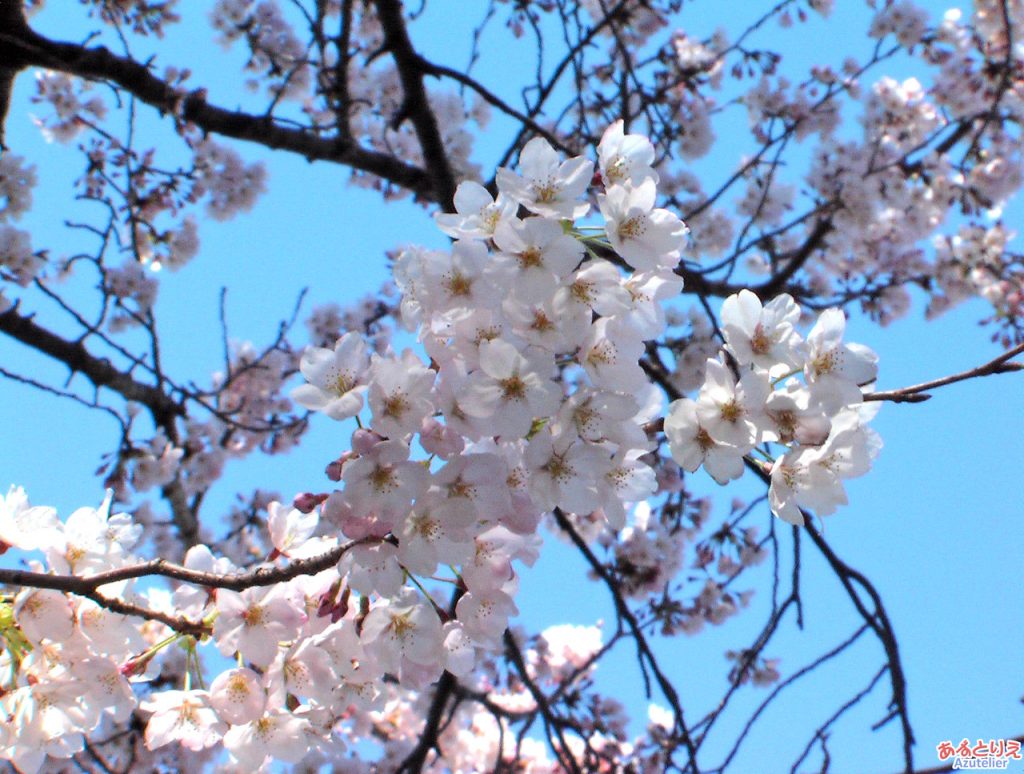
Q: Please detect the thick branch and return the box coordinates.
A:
[755,217,833,299]
[84,588,208,637]
[394,671,457,774]
[0,14,436,200]
[372,0,457,211]
[0,304,203,545]
[0,539,365,595]
[396,587,464,773]
[0,305,183,427]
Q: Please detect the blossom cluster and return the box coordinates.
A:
[666,290,882,524]
[0,125,882,770]
[0,153,42,288]
[0,482,609,771]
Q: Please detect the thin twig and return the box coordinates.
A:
[866,342,1024,403]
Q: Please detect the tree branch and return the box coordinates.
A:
[372,0,457,211]
[0,14,437,201]
[395,587,464,773]
[394,671,457,773]
[0,304,202,546]
[866,341,1024,403]
[551,507,699,770]
[503,629,583,774]
[0,538,366,595]
[0,305,183,427]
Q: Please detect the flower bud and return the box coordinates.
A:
[292,491,328,513]
[351,428,384,455]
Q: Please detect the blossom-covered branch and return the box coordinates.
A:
[2,1,1024,771]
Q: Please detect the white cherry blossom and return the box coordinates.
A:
[695,358,770,450]
[495,137,593,220]
[721,290,805,373]
[223,708,311,768]
[599,179,688,270]
[524,429,608,514]
[209,667,266,726]
[360,589,444,677]
[456,588,519,647]
[291,331,370,421]
[598,120,658,186]
[367,350,436,439]
[434,180,517,240]
[460,339,561,440]
[492,216,584,302]
[805,308,879,400]
[664,398,746,485]
[213,584,306,667]
[141,690,226,752]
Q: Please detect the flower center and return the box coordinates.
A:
[530,310,554,332]
[750,325,771,355]
[771,410,796,441]
[812,350,838,376]
[228,674,251,701]
[500,375,527,401]
[242,604,266,627]
[586,341,615,367]
[518,247,543,269]
[617,215,647,240]
[605,156,627,183]
[448,479,474,499]
[413,514,441,540]
[695,427,715,451]
[389,612,415,639]
[720,400,742,423]
[571,279,595,304]
[532,179,559,203]
[333,371,355,396]
[443,271,473,297]
[543,454,574,483]
[382,391,409,418]
[370,465,398,493]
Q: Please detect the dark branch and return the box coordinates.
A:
[0,538,367,595]
[866,341,1024,403]
[372,0,457,211]
[0,14,437,200]
[0,305,183,427]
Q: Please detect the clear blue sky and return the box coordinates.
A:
[1,2,1021,772]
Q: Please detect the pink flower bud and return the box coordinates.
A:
[292,492,328,513]
[326,450,359,481]
[120,652,153,677]
[351,428,384,455]
[325,459,345,481]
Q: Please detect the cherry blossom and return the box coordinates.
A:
[141,690,226,752]
[599,178,688,270]
[435,181,517,240]
[290,331,371,421]
[4,45,1013,765]
[208,667,266,726]
[597,120,658,186]
[721,290,805,373]
[213,584,307,667]
[495,137,594,220]
[460,339,561,439]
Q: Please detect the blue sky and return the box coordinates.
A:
[1,2,1022,772]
